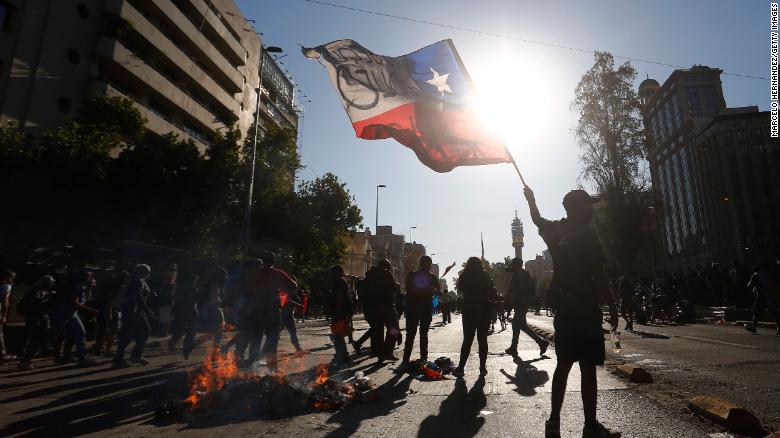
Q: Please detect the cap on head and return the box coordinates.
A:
[378,258,391,270]
[331,265,344,276]
[562,189,598,213]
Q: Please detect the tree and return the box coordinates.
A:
[572,51,652,272]
[287,172,362,286]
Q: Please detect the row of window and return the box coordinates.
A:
[650,94,682,144]
[658,145,700,255]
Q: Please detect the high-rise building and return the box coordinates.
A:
[640,66,779,270]
[0,0,297,150]
[511,210,524,260]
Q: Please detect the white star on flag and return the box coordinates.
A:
[426,67,452,94]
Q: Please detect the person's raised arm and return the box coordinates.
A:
[523,186,545,228]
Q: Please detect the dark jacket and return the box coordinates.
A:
[328,276,353,320]
[457,270,498,317]
[361,266,397,310]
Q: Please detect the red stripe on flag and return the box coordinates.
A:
[352,102,511,173]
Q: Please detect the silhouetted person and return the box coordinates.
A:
[744,262,780,335]
[524,186,620,438]
[440,289,452,324]
[327,265,353,365]
[358,258,400,363]
[170,273,199,357]
[0,268,16,361]
[113,264,153,368]
[49,269,98,366]
[452,257,498,377]
[504,257,549,357]
[254,252,297,369]
[92,270,130,356]
[618,273,635,331]
[399,255,439,371]
[279,279,303,355]
[18,275,56,369]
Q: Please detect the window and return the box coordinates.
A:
[664,101,674,134]
[686,87,702,117]
[58,98,71,113]
[239,102,244,111]
[701,87,717,114]
[672,95,682,127]
[76,3,89,19]
[67,50,80,65]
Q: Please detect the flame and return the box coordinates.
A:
[184,346,239,408]
[315,364,329,385]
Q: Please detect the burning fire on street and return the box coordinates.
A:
[158,348,376,420]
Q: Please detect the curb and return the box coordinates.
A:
[612,363,653,383]
[688,395,763,435]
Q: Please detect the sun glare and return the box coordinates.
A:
[471,57,558,157]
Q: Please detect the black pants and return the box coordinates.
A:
[509,307,546,349]
[115,313,150,362]
[753,295,780,328]
[441,303,451,324]
[458,312,489,368]
[403,309,432,363]
[362,307,383,356]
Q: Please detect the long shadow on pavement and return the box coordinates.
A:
[324,371,414,438]
[0,365,188,437]
[500,355,549,397]
[417,377,487,438]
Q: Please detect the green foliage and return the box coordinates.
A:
[1,96,362,284]
[572,51,648,195]
[573,52,655,273]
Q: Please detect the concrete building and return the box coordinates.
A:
[370,225,406,284]
[0,0,297,150]
[525,250,553,294]
[639,66,780,271]
[341,229,372,279]
[511,210,524,260]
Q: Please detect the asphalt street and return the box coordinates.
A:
[0,313,749,437]
[526,314,780,433]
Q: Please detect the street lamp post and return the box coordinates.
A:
[242,45,283,256]
[409,226,417,243]
[375,184,386,233]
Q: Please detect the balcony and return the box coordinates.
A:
[104,0,238,119]
[179,0,246,66]
[91,79,209,151]
[122,0,242,93]
[95,36,225,137]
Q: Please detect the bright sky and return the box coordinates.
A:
[237,0,768,280]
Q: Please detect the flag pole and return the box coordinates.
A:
[446,39,528,188]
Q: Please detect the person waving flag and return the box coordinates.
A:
[303,39,513,173]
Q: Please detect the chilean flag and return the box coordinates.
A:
[303,39,512,173]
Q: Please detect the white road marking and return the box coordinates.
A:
[679,335,760,350]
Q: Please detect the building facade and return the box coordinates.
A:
[639,66,779,271]
[0,0,297,150]
[525,250,553,293]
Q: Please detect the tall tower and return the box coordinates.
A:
[511,210,524,260]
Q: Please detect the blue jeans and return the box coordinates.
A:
[49,307,86,360]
